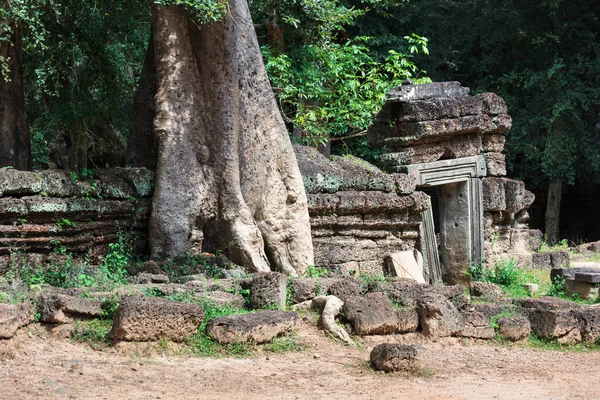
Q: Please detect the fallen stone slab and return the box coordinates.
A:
[396,307,420,333]
[342,293,398,335]
[366,277,423,307]
[250,272,287,310]
[132,273,169,284]
[457,311,494,339]
[470,281,504,303]
[417,292,462,338]
[326,279,361,302]
[111,296,204,342]
[573,307,600,343]
[0,303,35,339]
[37,293,103,324]
[370,343,418,372]
[527,309,581,345]
[497,316,530,342]
[196,291,245,309]
[565,280,599,300]
[206,310,298,344]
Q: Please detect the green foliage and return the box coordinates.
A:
[302,265,329,278]
[539,238,570,253]
[546,275,567,298]
[153,0,227,24]
[263,332,306,353]
[263,36,429,147]
[70,319,113,350]
[99,233,134,285]
[55,217,77,230]
[359,273,387,284]
[469,258,533,287]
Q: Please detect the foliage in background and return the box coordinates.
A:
[264,35,429,147]
[23,0,150,169]
[358,0,600,237]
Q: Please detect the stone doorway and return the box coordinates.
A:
[405,156,487,285]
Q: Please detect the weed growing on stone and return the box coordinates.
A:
[70,319,113,350]
[489,309,518,329]
[468,257,539,299]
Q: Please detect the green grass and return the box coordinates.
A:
[489,309,518,329]
[263,332,307,353]
[70,319,113,350]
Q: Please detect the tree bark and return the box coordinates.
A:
[148,1,314,275]
[545,178,562,244]
[126,31,158,168]
[0,22,30,170]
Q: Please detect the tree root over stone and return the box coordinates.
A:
[293,295,352,344]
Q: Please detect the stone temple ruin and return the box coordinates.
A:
[1,82,599,350]
[0,81,567,285]
[297,81,563,285]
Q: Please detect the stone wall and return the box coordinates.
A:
[0,167,153,273]
[295,145,428,276]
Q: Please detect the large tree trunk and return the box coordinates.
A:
[545,178,562,244]
[148,1,314,275]
[126,31,158,168]
[0,22,30,170]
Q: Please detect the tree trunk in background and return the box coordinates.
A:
[126,32,158,168]
[0,22,30,170]
[545,178,562,244]
[69,121,88,172]
[148,1,314,275]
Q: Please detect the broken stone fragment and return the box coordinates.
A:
[250,272,287,310]
[417,291,462,338]
[132,273,169,284]
[515,297,582,345]
[457,311,494,339]
[111,295,204,342]
[497,316,530,342]
[196,291,245,309]
[205,310,298,344]
[370,343,418,372]
[37,293,103,324]
[469,281,505,303]
[326,279,361,302]
[342,292,398,335]
[0,303,35,339]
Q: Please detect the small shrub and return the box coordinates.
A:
[547,275,567,298]
[302,265,329,278]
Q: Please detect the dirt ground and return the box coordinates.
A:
[1,321,598,400]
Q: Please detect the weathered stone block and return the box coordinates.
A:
[393,173,416,194]
[396,307,420,333]
[565,280,598,300]
[458,311,494,339]
[469,281,504,303]
[326,279,361,302]
[370,343,418,372]
[574,308,600,343]
[394,95,483,122]
[504,179,526,213]
[550,251,570,269]
[417,291,462,338]
[38,293,103,324]
[386,81,469,102]
[0,303,34,339]
[206,310,298,344]
[111,296,204,342]
[250,272,287,310]
[481,134,506,153]
[198,291,246,309]
[476,92,508,115]
[532,252,551,269]
[342,293,398,335]
[497,316,530,342]
[482,178,506,211]
[484,153,507,177]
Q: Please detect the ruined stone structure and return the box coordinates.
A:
[294,145,431,279]
[0,168,153,273]
[366,81,544,284]
[0,82,549,285]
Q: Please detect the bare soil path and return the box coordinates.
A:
[1,322,598,400]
